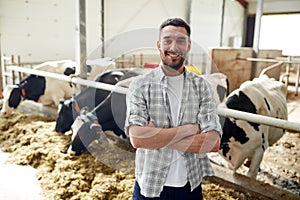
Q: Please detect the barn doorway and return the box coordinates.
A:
[246,13,300,56]
[260,13,300,56]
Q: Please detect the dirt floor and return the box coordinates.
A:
[0,92,299,200]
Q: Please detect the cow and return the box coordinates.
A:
[67,72,229,156]
[66,73,142,155]
[218,74,287,179]
[1,60,77,117]
[55,68,148,134]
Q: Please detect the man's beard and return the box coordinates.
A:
[161,51,185,71]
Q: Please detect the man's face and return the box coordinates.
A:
[157,25,191,71]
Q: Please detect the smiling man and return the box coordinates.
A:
[125,17,222,200]
[158,23,190,73]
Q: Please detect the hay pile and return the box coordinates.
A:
[0,111,257,199]
[0,112,135,200]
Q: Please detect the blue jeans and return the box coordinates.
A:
[132,181,202,200]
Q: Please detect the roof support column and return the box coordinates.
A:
[253,0,263,54]
[75,0,87,80]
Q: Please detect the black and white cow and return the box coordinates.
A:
[67,91,127,156]
[219,74,287,179]
[67,72,229,155]
[55,68,148,134]
[1,60,76,117]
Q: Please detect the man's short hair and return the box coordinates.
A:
[159,17,191,37]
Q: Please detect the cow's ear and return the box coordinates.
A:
[64,67,76,76]
[59,99,65,105]
[9,88,22,108]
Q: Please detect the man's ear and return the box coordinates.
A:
[157,40,161,50]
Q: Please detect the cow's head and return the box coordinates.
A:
[9,87,22,108]
[19,75,45,101]
[202,73,229,105]
[67,107,103,156]
[55,69,127,133]
[1,75,46,117]
[55,97,80,133]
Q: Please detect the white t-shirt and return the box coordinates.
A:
[164,74,188,187]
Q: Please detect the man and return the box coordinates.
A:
[125,17,222,200]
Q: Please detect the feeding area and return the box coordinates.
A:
[0,100,298,199]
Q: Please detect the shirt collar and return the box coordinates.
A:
[156,65,187,82]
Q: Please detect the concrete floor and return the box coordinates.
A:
[0,150,44,200]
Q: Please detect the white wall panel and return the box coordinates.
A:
[105,0,186,39]
[222,1,245,47]
[86,0,102,58]
[0,0,187,63]
[0,0,296,63]
[0,0,75,62]
[190,0,245,53]
[190,0,223,52]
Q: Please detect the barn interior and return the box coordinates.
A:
[0,0,300,199]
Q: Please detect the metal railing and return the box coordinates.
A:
[6,65,300,133]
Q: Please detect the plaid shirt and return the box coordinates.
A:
[125,66,222,198]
